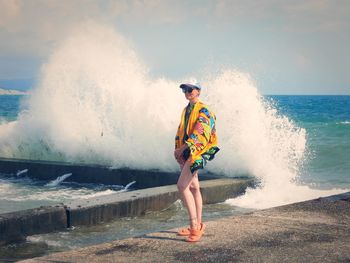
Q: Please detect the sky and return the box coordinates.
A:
[0,0,349,95]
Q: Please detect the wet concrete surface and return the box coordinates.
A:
[19,191,350,263]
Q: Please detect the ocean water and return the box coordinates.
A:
[0,95,22,122]
[0,22,348,213]
[268,95,350,188]
[0,168,137,214]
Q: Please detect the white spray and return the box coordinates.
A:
[16,169,28,176]
[0,22,347,209]
[45,173,72,187]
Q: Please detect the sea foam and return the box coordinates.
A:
[0,22,347,209]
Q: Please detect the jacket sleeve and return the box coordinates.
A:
[175,124,181,149]
[185,107,216,154]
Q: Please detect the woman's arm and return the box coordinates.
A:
[174,122,188,164]
[174,143,188,164]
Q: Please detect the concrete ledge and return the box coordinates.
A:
[200,178,254,204]
[0,205,67,245]
[67,178,254,227]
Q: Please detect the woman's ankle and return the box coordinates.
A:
[189,217,199,230]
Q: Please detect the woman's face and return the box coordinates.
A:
[184,88,200,101]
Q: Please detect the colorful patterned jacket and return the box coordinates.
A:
[175,101,219,172]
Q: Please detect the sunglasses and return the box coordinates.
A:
[182,87,195,93]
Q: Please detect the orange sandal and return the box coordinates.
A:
[186,223,206,242]
[177,227,191,236]
[178,222,206,237]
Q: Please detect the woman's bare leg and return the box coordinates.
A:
[177,161,198,229]
[189,173,202,224]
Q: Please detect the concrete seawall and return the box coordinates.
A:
[0,205,67,244]
[66,178,253,227]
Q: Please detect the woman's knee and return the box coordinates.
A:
[189,184,200,194]
[177,181,183,192]
[189,183,200,192]
[177,176,188,192]
[177,181,188,192]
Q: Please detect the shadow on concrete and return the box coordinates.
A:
[136,234,183,243]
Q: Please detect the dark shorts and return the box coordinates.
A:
[182,148,203,174]
[182,148,191,161]
[184,146,220,174]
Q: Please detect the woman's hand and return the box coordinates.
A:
[174,144,188,164]
[174,148,182,160]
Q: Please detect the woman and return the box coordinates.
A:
[174,83,220,242]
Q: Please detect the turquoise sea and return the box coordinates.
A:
[0,95,21,122]
[269,95,349,188]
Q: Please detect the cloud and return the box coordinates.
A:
[0,0,349,93]
[0,0,198,57]
[112,0,188,25]
[0,0,198,79]
[213,0,279,21]
[0,0,21,30]
[281,0,350,32]
[3,0,347,58]
[211,0,350,32]
[295,54,312,70]
[0,0,108,56]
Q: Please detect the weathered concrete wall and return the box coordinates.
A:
[67,187,179,227]
[0,157,219,189]
[67,178,254,227]
[201,178,254,204]
[0,205,67,245]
